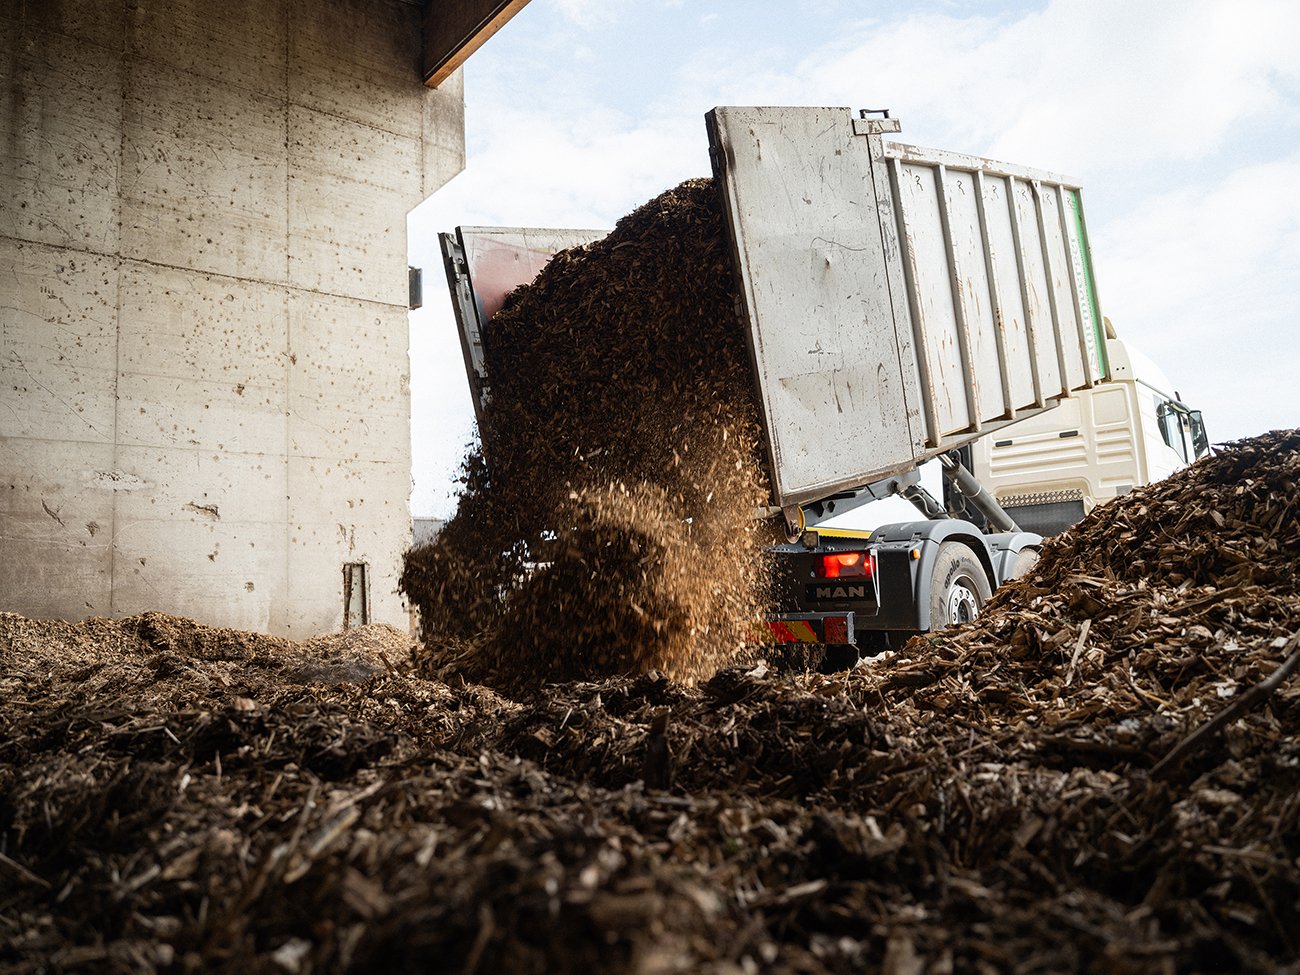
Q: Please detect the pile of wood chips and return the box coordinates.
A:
[3,430,1299,973]
[400,179,775,692]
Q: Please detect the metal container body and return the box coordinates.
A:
[707,106,1108,509]
[440,226,607,432]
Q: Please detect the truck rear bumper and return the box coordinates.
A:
[765,612,857,646]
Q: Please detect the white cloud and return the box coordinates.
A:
[550,0,629,30]
[1099,157,1300,328]
[672,0,1300,175]
[442,112,705,229]
[1094,154,1300,441]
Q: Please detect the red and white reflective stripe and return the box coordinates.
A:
[767,619,818,643]
[823,615,850,643]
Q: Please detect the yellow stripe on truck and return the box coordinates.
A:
[815,527,874,540]
[788,620,817,642]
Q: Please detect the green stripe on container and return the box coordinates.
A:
[1069,189,1108,379]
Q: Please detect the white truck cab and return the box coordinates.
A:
[966,319,1209,536]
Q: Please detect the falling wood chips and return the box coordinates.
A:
[3,179,1300,972]
[400,179,776,693]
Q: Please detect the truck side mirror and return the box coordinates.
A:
[1189,410,1209,459]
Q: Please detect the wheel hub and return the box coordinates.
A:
[946,580,980,624]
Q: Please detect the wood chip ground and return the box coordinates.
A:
[3,431,1299,972]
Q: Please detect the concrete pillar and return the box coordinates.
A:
[1,0,465,634]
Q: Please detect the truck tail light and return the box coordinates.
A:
[818,551,873,579]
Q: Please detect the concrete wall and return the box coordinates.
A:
[1,0,465,634]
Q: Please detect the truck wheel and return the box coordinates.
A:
[929,542,993,629]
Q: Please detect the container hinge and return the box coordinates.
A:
[853,108,901,136]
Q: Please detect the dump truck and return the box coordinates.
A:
[437,106,1192,654]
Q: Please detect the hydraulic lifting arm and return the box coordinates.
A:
[792,451,1021,537]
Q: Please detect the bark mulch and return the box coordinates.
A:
[3,431,1299,974]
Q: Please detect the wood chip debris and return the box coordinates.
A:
[400,179,775,693]
[4,430,1298,972]
[3,169,1299,973]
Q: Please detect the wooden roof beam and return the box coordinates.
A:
[424,0,532,88]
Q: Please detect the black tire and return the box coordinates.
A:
[1008,546,1040,580]
[820,644,860,673]
[928,542,993,629]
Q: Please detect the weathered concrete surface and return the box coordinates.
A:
[290,0,426,139]
[0,437,117,619]
[121,57,291,282]
[288,105,421,305]
[286,455,411,635]
[0,240,119,443]
[0,17,123,253]
[423,70,467,195]
[1,0,466,634]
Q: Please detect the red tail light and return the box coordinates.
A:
[818,551,873,579]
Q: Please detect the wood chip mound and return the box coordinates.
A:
[3,430,1299,972]
[400,179,774,691]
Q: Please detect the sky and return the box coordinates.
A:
[407,0,1300,518]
